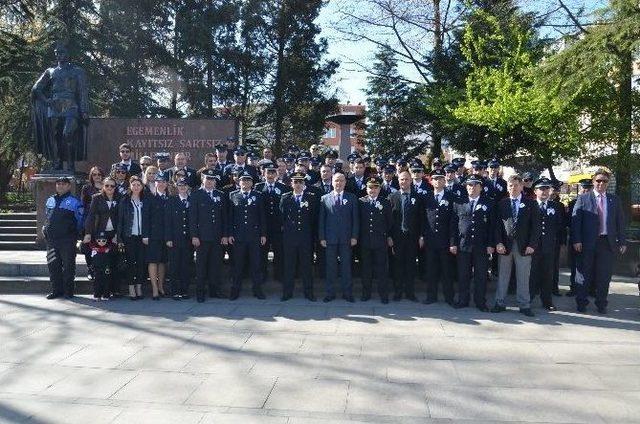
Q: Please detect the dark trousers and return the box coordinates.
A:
[457,249,488,307]
[262,233,283,282]
[315,240,326,279]
[169,240,193,296]
[360,246,389,298]
[392,233,418,297]
[325,243,352,297]
[283,240,314,297]
[195,241,223,297]
[93,267,110,298]
[575,237,614,308]
[124,236,145,286]
[232,240,262,291]
[529,249,555,307]
[425,247,454,302]
[46,239,76,296]
[552,242,561,292]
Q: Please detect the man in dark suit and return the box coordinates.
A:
[318,172,359,302]
[111,143,142,177]
[444,164,466,203]
[280,172,318,301]
[493,174,540,317]
[565,179,594,297]
[165,178,193,299]
[189,169,228,302]
[571,169,627,314]
[410,161,432,194]
[228,171,267,300]
[346,158,368,198]
[223,146,258,186]
[486,159,508,201]
[255,163,288,283]
[358,176,393,303]
[528,178,563,311]
[423,170,457,305]
[388,170,423,301]
[452,176,494,311]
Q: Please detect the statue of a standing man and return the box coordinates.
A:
[31,43,89,172]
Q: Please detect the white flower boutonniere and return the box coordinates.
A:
[482,205,487,211]
[519,203,526,209]
[300,201,309,208]
[439,199,449,207]
[274,188,281,195]
[342,198,348,205]
[484,186,489,192]
[411,198,416,205]
[375,201,383,210]
[475,204,483,211]
[247,198,253,205]
[547,208,555,215]
[455,190,461,196]
[213,196,220,203]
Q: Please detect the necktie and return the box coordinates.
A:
[401,193,409,232]
[269,185,273,194]
[540,201,546,213]
[598,195,605,234]
[244,193,249,201]
[209,191,214,200]
[470,199,475,214]
[335,194,341,207]
[511,199,518,222]
[182,198,188,207]
[324,184,329,193]
[296,195,301,205]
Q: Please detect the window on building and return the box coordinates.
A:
[324,127,336,138]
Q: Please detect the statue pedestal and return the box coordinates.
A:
[32,174,79,247]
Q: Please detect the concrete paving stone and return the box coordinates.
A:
[180,350,255,374]
[316,354,387,381]
[18,323,142,346]
[117,347,201,372]
[110,407,205,424]
[360,336,424,359]
[418,338,554,363]
[585,364,640,390]
[265,378,350,413]
[425,386,612,423]
[0,398,122,424]
[0,364,76,395]
[452,362,603,390]
[110,370,205,404]
[241,333,306,354]
[249,353,323,379]
[539,341,640,365]
[299,335,362,356]
[231,304,283,317]
[0,340,85,365]
[43,367,138,399]
[346,380,428,417]
[186,373,276,408]
[125,328,198,349]
[385,359,460,385]
[188,331,252,352]
[276,305,329,320]
[199,412,289,424]
[59,345,141,368]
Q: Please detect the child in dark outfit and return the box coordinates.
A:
[90,232,113,301]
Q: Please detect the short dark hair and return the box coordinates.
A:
[592,168,610,179]
[507,174,523,183]
[353,158,365,165]
[119,143,131,151]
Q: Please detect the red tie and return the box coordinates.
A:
[598,195,605,235]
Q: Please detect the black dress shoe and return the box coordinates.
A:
[254,290,266,300]
[360,295,371,302]
[392,293,402,301]
[343,295,355,303]
[453,302,469,309]
[445,299,455,307]
[64,294,74,299]
[197,296,205,303]
[544,304,557,311]
[323,295,335,303]
[491,304,506,313]
[46,293,61,300]
[519,308,535,317]
[130,296,137,301]
[152,296,159,301]
[381,297,389,304]
[173,295,181,301]
[477,305,489,312]
[182,294,191,300]
[565,290,575,297]
[577,304,587,313]
[423,298,437,305]
[281,295,292,301]
[305,294,317,302]
[597,306,607,314]
[406,294,419,302]
[552,289,561,296]
[136,295,144,300]
[229,289,240,301]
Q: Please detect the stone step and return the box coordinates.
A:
[0,212,37,220]
[0,241,42,251]
[0,226,36,234]
[0,219,38,228]
[0,234,37,242]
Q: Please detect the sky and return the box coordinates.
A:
[317,0,605,105]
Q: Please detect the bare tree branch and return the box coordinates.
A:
[558,0,589,34]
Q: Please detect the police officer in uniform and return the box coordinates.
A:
[189,169,229,302]
[486,159,507,201]
[43,176,84,299]
[280,172,318,301]
[444,164,466,202]
[528,177,562,310]
[423,170,457,305]
[358,176,393,303]
[228,171,267,300]
[165,178,193,299]
[452,175,494,311]
[255,163,288,282]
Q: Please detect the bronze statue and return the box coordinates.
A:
[31,43,89,172]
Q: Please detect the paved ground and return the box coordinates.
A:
[0,277,638,424]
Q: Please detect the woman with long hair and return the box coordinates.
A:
[80,166,105,280]
[143,165,158,196]
[142,173,169,299]
[117,176,145,300]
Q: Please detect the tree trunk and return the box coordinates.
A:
[615,51,633,218]
[429,0,443,160]
[272,7,287,156]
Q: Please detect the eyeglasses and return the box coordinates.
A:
[523,179,532,182]
[292,181,304,184]
[91,173,102,177]
[120,150,130,154]
[103,184,115,188]
[116,170,126,174]
[595,179,609,183]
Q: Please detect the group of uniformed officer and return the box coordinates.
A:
[44,142,613,316]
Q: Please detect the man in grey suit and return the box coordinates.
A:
[318,172,359,302]
[571,169,627,314]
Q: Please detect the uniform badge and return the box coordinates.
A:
[410,198,416,205]
[439,199,449,207]
[547,208,555,215]
[274,188,281,195]
[213,196,220,203]
[342,198,348,205]
[519,203,526,209]
[300,201,309,208]
[375,201,383,210]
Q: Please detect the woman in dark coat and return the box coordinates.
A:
[143,173,169,299]
[80,166,105,279]
[117,176,145,300]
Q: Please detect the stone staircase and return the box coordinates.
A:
[0,212,40,250]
